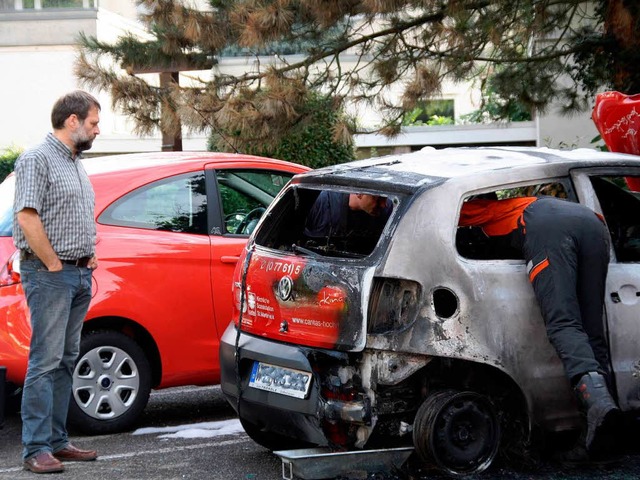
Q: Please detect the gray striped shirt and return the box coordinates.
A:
[13,133,96,259]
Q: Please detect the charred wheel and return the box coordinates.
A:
[413,389,501,476]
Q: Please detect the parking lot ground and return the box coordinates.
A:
[3,386,640,480]
[0,386,285,480]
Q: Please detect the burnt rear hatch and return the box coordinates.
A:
[234,184,403,351]
[220,161,443,446]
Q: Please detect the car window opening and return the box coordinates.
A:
[456,181,571,260]
[590,175,640,263]
[254,187,395,258]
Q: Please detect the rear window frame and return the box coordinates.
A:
[253,184,403,260]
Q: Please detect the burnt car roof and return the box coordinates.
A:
[294,146,640,193]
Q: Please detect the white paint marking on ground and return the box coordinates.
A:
[0,438,250,474]
[99,437,248,460]
[132,418,245,439]
[149,385,218,397]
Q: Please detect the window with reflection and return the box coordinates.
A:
[7,0,91,9]
[43,0,83,7]
[216,170,293,235]
[99,172,207,235]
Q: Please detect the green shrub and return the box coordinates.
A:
[209,93,355,169]
[0,146,22,182]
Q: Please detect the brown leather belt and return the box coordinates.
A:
[20,250,91,268]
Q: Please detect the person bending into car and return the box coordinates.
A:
[13,91,100,474]
[459,195,619,459]
[304,191,392,254]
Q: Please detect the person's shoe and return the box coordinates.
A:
[53,443,97,462]
[23,451,64,473]
[554,443,621,468]
[574,372,621,455]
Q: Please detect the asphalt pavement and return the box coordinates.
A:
[3,386,640,480]
[0,385,286,480]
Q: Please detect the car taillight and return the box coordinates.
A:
[0,250,21,287]
[368,278,421,333]
[233,281,247,325]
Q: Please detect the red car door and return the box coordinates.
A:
[206,166,302,377]
[92,169,217,388]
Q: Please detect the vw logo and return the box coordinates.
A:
[277,276,294,301]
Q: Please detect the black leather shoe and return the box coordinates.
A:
[23,451,64,473]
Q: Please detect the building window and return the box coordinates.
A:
[42,0,83,7]
[10,0,94,9]
[403,99,455,126]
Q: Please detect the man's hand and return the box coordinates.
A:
[46,259,64,272]
[17,209,60,270]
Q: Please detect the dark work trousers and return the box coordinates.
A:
[521,197,611,384]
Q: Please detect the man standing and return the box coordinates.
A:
[13,91,101,473]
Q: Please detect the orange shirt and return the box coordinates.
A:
[459,197,537,237]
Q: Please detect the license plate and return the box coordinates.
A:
[248,362,312,399]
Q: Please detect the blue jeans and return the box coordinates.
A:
[20,258,92,460]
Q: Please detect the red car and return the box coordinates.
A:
[0,152,307,434]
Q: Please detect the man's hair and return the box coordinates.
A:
[51,90,101,129]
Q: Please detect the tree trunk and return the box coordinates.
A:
[160,71,183,152]
[605,0,640,93]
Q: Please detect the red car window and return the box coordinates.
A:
[99,172,208,235]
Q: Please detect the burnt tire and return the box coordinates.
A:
[413,390,501,476]
[240,417,309,451]
[68,330,151,435]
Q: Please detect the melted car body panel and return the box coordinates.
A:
[236,250,373,350]
[220,147,640,472]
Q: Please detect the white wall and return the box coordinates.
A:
[0,4,157,152]
[533,6,601,150]
[0,46,83,149]
[537,105,600,149]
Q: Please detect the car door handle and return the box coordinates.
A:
[220,255,240,264]
[610,290,640,304]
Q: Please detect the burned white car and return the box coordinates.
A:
[219,147,640,476]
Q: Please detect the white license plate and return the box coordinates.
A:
[248,362,312,399]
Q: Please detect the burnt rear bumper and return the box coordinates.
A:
[220,323,372,446]
[220,322,329,445]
